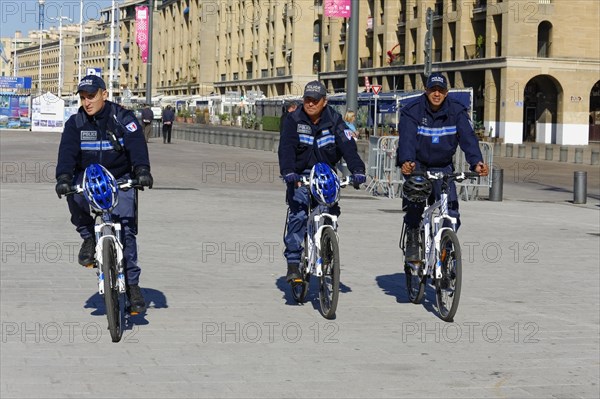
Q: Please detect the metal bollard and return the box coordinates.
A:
[518,144,526,158]
[531,145,539,159]
[573,171,587,204]
[592,150,599,165]
[545,146,553,161]
[574,148,583,164]
[506,143,513,157]
[489,168,503,202]
[559,146,568,162]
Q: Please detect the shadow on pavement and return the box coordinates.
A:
[84,287,168,329]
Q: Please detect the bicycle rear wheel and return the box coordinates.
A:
[102,238,124,342]
[291,235,310,303]
[405,263,426,304]
[404,229,425,304]
[319,228,340,319]
[435,230,462,322]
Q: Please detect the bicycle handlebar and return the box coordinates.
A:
[298,175,353,188]
[63,178,142,198]
[412,171,480,183]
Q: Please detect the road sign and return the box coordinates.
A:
[86,68,102,76]
[372,85,382,95]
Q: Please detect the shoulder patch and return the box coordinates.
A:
[126,122,138,132]
[344,129,354,141]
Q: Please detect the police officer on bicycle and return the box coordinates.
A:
[397,73,489,262]
[55,75,153,313]
[278,80,366,283]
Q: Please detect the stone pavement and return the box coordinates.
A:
[1,130,599,398]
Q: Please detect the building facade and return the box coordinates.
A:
[319,0,600,144]
[4,0,599,144]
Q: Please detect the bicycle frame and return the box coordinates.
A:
[305,203,338,277]
[403,171,476,280]
[94,213,126,295]
[420,190,457,281]
[71,179,137,296]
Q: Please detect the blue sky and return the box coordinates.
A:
[0,0,115,38]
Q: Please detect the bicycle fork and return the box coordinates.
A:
[95,223,126,295]
[308,210,338,277]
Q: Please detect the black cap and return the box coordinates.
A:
[77,75,106,93]
[426,73,448,90]
[303,80,327,100]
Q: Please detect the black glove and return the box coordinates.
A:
[134,166,153,189]
[351,173,366,189]
[55,174,72,198]
[283,173,300,184]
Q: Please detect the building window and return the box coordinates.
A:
[537,21,552,57]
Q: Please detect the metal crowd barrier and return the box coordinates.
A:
[453,141,494,200]
[365,136,404,198]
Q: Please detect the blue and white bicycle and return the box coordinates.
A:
[65,164,140,342]
[286,163,353,319]
[400,171,479,322]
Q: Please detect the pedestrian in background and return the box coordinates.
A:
[343,110,359,139]
[162,105,175,144]
[141,104,154,143]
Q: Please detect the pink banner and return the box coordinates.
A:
[135,6,149,63]
[324,0,351,18]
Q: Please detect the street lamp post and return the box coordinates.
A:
[38,0,45,95]
[78,0,83,85]
[49,14,72,97]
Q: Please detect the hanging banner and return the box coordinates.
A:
[324,0,351,18]
[135,6,149,63]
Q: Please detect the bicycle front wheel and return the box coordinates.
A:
[102,238,124,342]
[435,229,462,322]
[319,228,340,319]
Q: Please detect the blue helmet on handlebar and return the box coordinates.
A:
[310,162,340,206]
[83,164,118,211]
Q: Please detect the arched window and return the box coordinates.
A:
[313,21,321,43]
[537,21,552,57]
[312,53,320,74]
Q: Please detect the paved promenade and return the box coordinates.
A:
[1,130,599,398]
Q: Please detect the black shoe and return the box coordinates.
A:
[78,237,96,267]
[405,228,420,262]
[286,263,302,283]
[127,285,147,314]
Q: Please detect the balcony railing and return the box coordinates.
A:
[360,57,373,68]
[334,60,346,71]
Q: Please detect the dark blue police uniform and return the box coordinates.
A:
[396,94,483,229]
[278,105,365,264]
[56,101,150,285]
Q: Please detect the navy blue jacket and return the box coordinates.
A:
[278,105,365,176]
[162,107,175,123]
[56,101,150,179]
[396,94,483,168]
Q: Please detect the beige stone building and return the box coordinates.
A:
[320,0,600,145]
[4,0,599,143]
